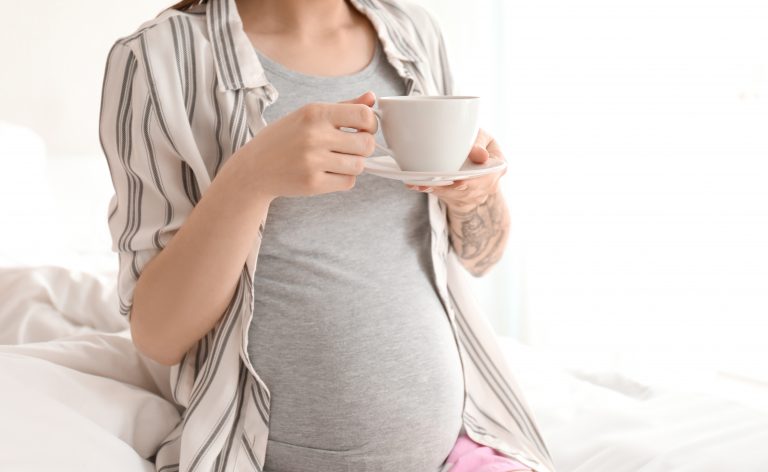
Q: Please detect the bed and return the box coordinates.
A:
[2,125,767,471]
[2,263,767,471]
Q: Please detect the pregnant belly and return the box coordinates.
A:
[247,278,466,471]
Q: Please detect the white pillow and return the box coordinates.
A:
[0,122,116,272]
[0,122,54,258]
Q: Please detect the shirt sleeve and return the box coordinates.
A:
[98,40,198,324]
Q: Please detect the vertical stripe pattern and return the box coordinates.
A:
[97,1,556,471]
[141,96,175,250]
[114,53,140,256]
[451,288,551,460]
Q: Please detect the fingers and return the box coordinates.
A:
[473,128,493,149]
[322,152,366,176]
[430,183,491,207]
[326,103,378,132]
[486,136,505,161]
[405,173,500,207]
[321,170,358,192]
[407,180,469,193]
[480,130,506,163]
[297,98,378,133]
[470,128,506,163]
[329,128,376,157]
[468,144,490,164]
[339,91,376,107]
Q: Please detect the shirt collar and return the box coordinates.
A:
[206,0,422,91]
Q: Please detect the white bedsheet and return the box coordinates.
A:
[503,341,768,471]
[0,264,767,471]
[0,265,179,471]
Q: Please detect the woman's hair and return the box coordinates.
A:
[170,0,207,11]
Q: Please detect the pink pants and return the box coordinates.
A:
[444,433,533,472]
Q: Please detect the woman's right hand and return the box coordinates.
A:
[229,91,378,202]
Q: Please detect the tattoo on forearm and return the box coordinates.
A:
[486,191,504,227]
[475,228,505,272]
[449,193,507,274]
[458,211,486,259]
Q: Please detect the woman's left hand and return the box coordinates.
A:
[405,128,507,210]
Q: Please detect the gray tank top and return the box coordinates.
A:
[247,41,465,472]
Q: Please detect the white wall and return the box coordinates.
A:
[0,1,172,273]
[0,0,163,156]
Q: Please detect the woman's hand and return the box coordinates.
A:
[405,128,507,211]
[230,92,378,203]
[406,128,511,276]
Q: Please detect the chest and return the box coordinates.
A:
[258,42,407,125]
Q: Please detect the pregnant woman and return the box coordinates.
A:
[99,0,555,471]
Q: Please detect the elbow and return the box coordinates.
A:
[129,308,184,366]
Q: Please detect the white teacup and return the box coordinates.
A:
[374,96,480,173]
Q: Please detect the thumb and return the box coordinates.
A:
[468,145,490,164]
[340,90,376,107]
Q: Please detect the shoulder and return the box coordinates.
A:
[100,7,213,155]
[113,6,208,50]
[106,7,210,78]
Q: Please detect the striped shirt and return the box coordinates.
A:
[98,1,557,471]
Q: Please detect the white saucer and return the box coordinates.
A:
[363,155,507,186]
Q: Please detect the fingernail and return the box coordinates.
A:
[456,184,468,191]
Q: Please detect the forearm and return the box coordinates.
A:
[130,151,271,366]
[446,190,510,277]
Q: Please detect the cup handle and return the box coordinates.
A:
[372,108,394,157]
